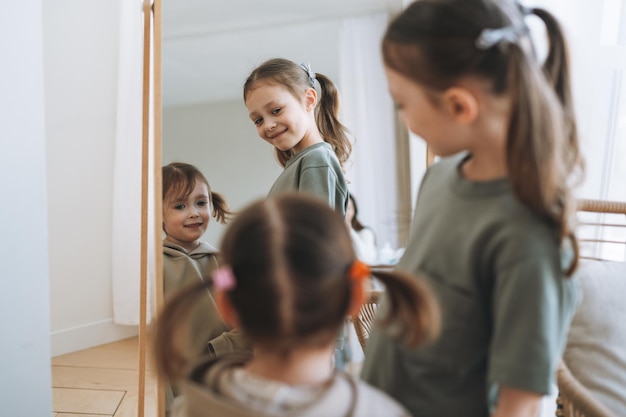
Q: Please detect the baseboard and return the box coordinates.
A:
[50,318,138,357]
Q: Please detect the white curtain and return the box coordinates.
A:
[339,13,407,251]
[111,0,155,325]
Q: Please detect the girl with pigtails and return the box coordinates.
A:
[162,162,252,360]
[361,1,584,416]
[243,58,355,368]
[154,194,440,417]
[243,58,352,217]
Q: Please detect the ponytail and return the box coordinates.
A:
[274,149,291,168]
[506,8,583,276]
[534,8,572,113]
[210,191,231,224]
[534,7,583,186]
[153,280,210,382]
[368,269,440,348]
[314,73,353,167]
[534,8,583,276]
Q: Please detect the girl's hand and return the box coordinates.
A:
[492,386,541,417]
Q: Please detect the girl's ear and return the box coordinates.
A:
[442,87,479,125]
[215,291,240,328]
[303,87,318,112]
[347,279,366,317]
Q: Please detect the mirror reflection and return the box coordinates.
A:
[159,0,411,414]
[162,0,409,248]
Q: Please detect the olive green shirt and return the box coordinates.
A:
[361,153,578,417]
[269,142,348,217]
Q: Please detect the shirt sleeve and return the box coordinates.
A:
[298,166,339,211]
[488,247,578,394]
[208,329,253,357]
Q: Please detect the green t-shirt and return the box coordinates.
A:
[268,142,348,217]
[361,153,578,417]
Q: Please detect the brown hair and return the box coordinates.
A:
[383,0,583,274]
[243,58,352,168]
[162,162,231,224]
[348,193,367,232]
[154,194,439,380]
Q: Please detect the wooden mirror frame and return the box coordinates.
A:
[426,145,435,167]
[139,0,164,416]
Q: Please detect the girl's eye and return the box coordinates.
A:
[271,108,281,115]
[174,204,185,210]
[254,118,263,126]
[197,200,208,207]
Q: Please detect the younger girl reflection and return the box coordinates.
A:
[161,162,252,412]
[154,194,440,417]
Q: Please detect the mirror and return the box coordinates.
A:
[154,1,415,415]
[161,0,406,246]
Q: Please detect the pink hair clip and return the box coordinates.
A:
[212,266,236,291]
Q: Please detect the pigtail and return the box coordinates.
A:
[534,7,583,180]
[314,73,353,167]
[274,149,292,168]
[534,9,572,115]
[504,7,582,276]
[210,191,232,224]
[152,280,211,382]
[533,7,583,275]
[506,45,560,214]
[369,269,440,348]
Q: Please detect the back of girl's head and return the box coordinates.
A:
[221,194,355,352]
[162,162,230,224]
[384,0,583,273]
[243,58,352,168]
[153,194,440,379]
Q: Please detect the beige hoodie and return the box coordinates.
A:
[163,240,251,358]
[173,354,412,417]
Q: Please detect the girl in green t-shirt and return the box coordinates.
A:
[243,58,352,217]
[362,1,584,417]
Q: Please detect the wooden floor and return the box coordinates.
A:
[51,337,158,417]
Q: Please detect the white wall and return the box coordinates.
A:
[163,101,283,246]
[0,0,52,414]
[43,0,136,356]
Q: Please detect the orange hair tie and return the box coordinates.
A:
[348,260,370,283]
